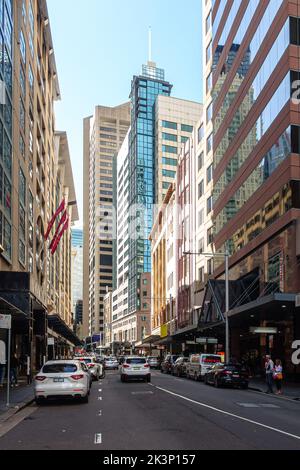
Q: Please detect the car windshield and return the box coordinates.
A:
[148,357,157,361]
[43,364,78,374]
[126,358,146,365]
[80,358,93,364]
[172,356,180,361]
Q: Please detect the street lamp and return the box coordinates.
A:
[183,249,230,363]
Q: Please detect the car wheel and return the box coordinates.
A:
[81,394,89,404]
[177,370,180,377]
[241,383,249,390]
[146,375,151,383]
[160,369,164,374]
[35,397,44,406]
[194,373,198,382]
[121,375,125,383]
[214,377,220,388]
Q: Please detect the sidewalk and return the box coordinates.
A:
[249,377,300,399]
[0,379,35,421]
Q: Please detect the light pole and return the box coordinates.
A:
[183,250,230,363]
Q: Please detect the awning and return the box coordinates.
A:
[0,296,27,320]
[48,314,82,346]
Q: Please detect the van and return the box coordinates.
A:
[186,354,222,381]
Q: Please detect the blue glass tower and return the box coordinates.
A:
[128,62,172,314]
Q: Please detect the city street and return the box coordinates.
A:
[0,371,300,450]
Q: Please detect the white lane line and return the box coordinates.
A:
[98,410,102,416]
[94,433,102,444]
[151,384,300,442]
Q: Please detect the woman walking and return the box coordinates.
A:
[273,359,283,395]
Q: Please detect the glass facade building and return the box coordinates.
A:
[0,0,13,260]
[128,62,172,313]
[205,0,300,376]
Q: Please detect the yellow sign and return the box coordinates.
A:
[161,324,168,338]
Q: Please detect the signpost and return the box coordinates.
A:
[0,314,12,407]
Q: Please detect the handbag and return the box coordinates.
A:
[273,372,283,380]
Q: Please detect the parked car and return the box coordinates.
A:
[35,360,91,404]
[147,356,160,369]
[186,354,222,381]
[77,356,105,381]
[104,356,119,370]
[160,354,180,374]
[204,363,249,389]
[172,357,190,377]
[120,356,151,383]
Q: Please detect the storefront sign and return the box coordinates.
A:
[0,314,11,330]
[161,324,168,338]
[48,338,55,346]
[250,327,278,334]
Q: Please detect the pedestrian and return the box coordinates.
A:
[0,340,6,388]
[265,354,274,394]
[273,359,283,395]
[10,353,19,387]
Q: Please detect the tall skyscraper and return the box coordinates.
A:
[83,104,130,337]
[71,228,83,312]
[128,62,172,316]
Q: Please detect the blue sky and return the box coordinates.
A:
[48,0,203,227]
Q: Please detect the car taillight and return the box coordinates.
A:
[35,376,46,382]
[144,364,150,368]
[223,371,232,375]
[71,374,84,380]
[123,364,130,368]
[88,363,95,367]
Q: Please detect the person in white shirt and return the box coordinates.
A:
[265,355,274,394]
[274,359,283,395]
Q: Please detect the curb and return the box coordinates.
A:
[0,397,35,424]
[249,386,300,401]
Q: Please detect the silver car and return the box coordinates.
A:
[104,356,119,370]
[147,356,160,369]
[77,357,104,380]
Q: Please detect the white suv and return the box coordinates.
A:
[120,357,151,383]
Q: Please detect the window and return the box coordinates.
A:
[206,11,212,34]
[162,169,176,179]
[181,124,193,133]
[198,238,204,254]
[207,259,213,276]
[206,41,212,63]
[162,144,178,154]
[20,30,26,63]
[198,267,204,283]
[207,196,213,215]
[207,227,214,246]
[198,125,204,143]
[198,152,204,172]
[198,180,204,199]
[198,209,204,227]
[100,255,112,266]
[162,157,177,166]
[162,132,177,142]
[207,133,213,154]
[206,102,213,123]
[207,164,213,184]
[206,72,212,93]
[162,120,177,130]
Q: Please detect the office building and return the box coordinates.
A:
[71,228,83,312]
[201,0,300,375]
[83,104,130,337]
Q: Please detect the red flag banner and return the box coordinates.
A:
[50,215,69,255]
[49,210,67,251]
[44,199,65,240]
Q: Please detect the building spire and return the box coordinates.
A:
[148,26,152,62]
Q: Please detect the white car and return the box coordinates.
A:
[35,360,91,404]
[77,356,105,381]
[186,354,222,381]
[120,356,151,383]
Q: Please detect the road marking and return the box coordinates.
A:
[237,403,260,408]
[98,410,102,416]
[94,433,102,444]
[98,389,102,392]
[131,391,154,396]
[259,404,280,409]
[151,384,300,441]
[98,397,102,401]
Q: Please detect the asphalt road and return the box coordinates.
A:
[0,370,300,450]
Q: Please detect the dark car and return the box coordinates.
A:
[160,354,180,374]
[172,357,190,377]
[204,363,249,389]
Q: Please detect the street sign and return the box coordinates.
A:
[296,294,300,308]
[48,337,55,346]
[0,314,11,330]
